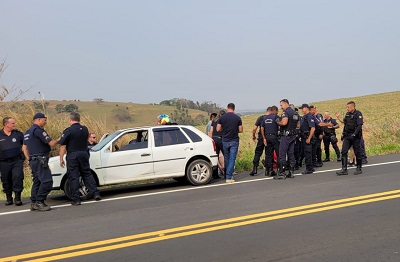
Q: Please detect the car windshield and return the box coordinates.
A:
[90,131,122,152]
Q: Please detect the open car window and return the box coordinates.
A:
[112,130,149,152]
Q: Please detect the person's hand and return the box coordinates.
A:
[306,138,311,144]
[252,136,256,142]
[319,134,323,140]
[263,138,267,146]
[335,112,340,118]
[60,159,65,168]
[327,122,333,128]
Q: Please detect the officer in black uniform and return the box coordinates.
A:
[24,113,59,211]
[299,104,316,174]
[59,112,101,205]
[310,105,324,167]
[0,117,26,206]
[261,106,279,176]
[336,101,364,175]
[249,109,269,176]
[292,106,302,170]
[322,111,341,162]
[275,99,299,179]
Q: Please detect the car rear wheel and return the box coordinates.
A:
[63,177,90,200]
[186,159,212,186]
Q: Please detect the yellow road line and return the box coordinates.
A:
[1,189,400,262]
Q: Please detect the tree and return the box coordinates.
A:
[93,98,105,105]
[65,104,79,112]
[55,104,65,113]
[113,107,131,122]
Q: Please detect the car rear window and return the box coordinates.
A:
[181,127,203,143]
[153,128,190,147]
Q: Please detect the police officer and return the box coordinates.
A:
[24,113,59,211]
[310,105,324,167]
[336,101,364,175]
[275,99,299,179]
[249,109,269,176]
[299,104,316,174]
[0,117,26,206]
[59,112,101,205]
[322,111,341,162]
[261,106,280,176]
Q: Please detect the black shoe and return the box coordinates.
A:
[336,169,348,176]
[34,201,51,211]
[274,172,286,180]
[354,167,362,175]
[94,194,102,201]
[270,170,277,177]
[323,159,330,162]
[348,162,355,167]
[14,199,22,206]
[301,169,314,174]
[337,158,341,162]
[362,159,368,165]
[5,199,13,206]
[294,165,299,170]
[249,166,258,176]
[71,200,81,206]
[313,163,323,168]
[30,202,38,211]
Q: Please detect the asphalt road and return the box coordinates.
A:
[1,153,400,262]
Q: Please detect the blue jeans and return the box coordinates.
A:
[223,141,239,180]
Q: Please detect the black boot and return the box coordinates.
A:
[14,192,22,206]
[274,164,286,180]
[5,193,13,206]
[336,157,348,175]
[249,165,258,176]
[354,160,362,175]
[265,167,271,176]
[287,167,295,178]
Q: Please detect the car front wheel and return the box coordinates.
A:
[186,159,213,186]
[63,177,90,200]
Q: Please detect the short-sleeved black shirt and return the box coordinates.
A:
[58,123,90,152]
[300,113,315,132]
[0,129,24,160]
[24,124,52,156]
[261,114,279,135]
[218,112,242,142]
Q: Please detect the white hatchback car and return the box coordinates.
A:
[49,125,218,199]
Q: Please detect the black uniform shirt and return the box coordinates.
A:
[323,118,338,135]
[0,129,24,160]
[58,123,89,152]
[281,107,298,131]
[314,113,323,135]
[300,113,315,132]
[261,114,279,135]
[344,110,363,134]
[254,115,265,139]
[211,121,223,137]
[24,124,52,156]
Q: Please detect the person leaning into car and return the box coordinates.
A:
[59,112,101,205]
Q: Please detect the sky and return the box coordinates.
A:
[1,0,399,110]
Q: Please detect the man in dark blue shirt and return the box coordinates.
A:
[322,112,341,162]
[59,112,101,205]
[0,117,26,206]
[261,106,280,176]
[276,99,299,179]
[299,104,316,174]
[337,101,364,175]
[24,113,59,211]
[217,103,243,183]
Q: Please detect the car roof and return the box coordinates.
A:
[117,125,194,133]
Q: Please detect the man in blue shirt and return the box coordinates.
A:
[261,106,280,176]
[217,103,243,183]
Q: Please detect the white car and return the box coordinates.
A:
[49,125,218,199]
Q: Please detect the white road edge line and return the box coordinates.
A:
[1,160,399,216]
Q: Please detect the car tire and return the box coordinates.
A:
[186,159,213,186]
[63,177,90,200]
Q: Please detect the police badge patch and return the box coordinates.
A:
[12,138,17,142]
[43,132,47,137]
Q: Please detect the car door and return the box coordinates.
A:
[99,129,154,184]
[152,127,194,177]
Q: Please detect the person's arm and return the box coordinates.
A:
[59,145,66,168]
[48,139,59,147]
[22,145,29,160]
[208,126,214,138]
[261,127,267,145]
[216,123,222,132]
[306,127,315,144]
[238,125,243,133]
[252,125,258,141]
[278,117,288,126]
[335,112,344,123]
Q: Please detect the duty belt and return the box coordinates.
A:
[265,133,277,136]
[279,130,297,136]
[0,155,22,163]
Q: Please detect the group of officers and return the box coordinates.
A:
[0,112,101,211]
[250,99,366,179]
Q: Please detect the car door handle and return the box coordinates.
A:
[141,153,151,157]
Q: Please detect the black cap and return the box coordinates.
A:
[299,104,310,109]
[33,113,47,120]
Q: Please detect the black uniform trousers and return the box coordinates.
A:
[30,158,53,203]
[302,139,314,172]
[313,134,323,164]
[294,136,302,164]
[66,151,99,202]
[278,135,296,168]
[0,158,24,194]
[252,137,265,167]
[212,136,223,156]
[264,135,279,169]
[323,135,340,160]
[341,136,362,168]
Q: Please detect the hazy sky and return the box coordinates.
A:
[1,0,399,110]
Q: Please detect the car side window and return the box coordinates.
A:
[153,128,190,147]
[113,130,149,152]
[181,127,203,142]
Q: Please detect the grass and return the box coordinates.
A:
[0,91,399,200]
